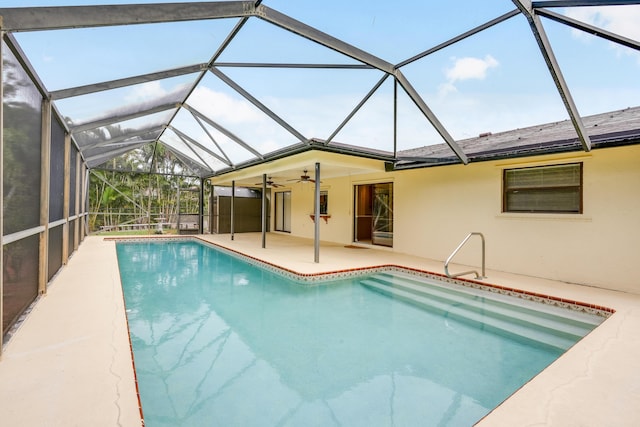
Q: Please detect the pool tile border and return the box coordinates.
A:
[108,235,614,318]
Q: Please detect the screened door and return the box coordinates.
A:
[275,191,291,232]
[354,183,393,247]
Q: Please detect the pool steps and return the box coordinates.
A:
[359,271,602,351]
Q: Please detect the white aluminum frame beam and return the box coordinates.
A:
[80,126,164,150]
[0,2,254,32]
[3,33,48,98]
[395,70,470,164]
[170,133,217,172]
[160,141,212,174]
[84,139,156,154]
[215,62,373,69]
[535,8,640,51]
[155,17,251,153]
[50,64,207,100]
[533,0,639,6]
[169,125,231,166]
[84,141,148,164]
[191,113,232,165]
[182,103,264,159]
[257,5,395,73]
[256,4,469,162]
[396,9,521,68]
[209,66,308,143]
[69,103,178,133]
[326,74,390,144]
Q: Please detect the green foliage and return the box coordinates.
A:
[88,166,206,233]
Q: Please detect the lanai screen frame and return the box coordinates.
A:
[2,0,640,356]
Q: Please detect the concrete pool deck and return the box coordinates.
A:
[1,233,639,426]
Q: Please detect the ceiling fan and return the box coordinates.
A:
[288,169,320,184]
[255,176,284,188]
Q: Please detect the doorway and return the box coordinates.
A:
[275,191,291,232]
[354,183,393,247]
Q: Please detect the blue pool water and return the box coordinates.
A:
[116,241,601,427]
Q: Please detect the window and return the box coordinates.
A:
[503,163,582,213]
[319,191,328,215]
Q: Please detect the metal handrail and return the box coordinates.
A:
[444,232,486,280]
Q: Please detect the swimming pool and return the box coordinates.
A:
[116,240,607,426]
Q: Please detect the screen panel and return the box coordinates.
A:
[48,224,64,282]
[68,219,76,257]
[2,235,39,334]
[2,40,43,235]
[50,116,66,222]
[69,146,78,217]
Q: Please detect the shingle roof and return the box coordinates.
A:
[395,106,640,169]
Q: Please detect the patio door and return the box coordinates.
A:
[354,183,393,247]
[275,191,291,232]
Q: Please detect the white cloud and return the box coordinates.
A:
[445,55,499,83]
[438,55,499,97]
[437,82,458,97]
[566,6,640,40]
[189,86,265,124]
[124,81,167,103]
[565,6,640,62]
[187,86,301,155]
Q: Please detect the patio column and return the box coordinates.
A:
[314,162,320,263]
[38,98,52,294]
[62,133,70,265]
[0,34,4,357]
[261,174,266,249]
[74,148,80,251]
[198,178,204,234]
[83,166,89,238]
[230,180,235,240]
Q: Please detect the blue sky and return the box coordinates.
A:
[4,0,640,160]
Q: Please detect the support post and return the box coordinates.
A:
[62,133,70,264]
[176,184,181,233]
[314,162,320,263]
[82,166,89,239]
[393,79,398,158]
[147,173,153,234]
[0,32,5,356]
[38,98,52,294]
[198,178,204,234]
[261,174,266,249]
[230,180,235,240]
[74,149,80,251]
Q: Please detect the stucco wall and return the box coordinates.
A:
[282,145,640,294]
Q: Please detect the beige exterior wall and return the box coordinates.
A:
[285,178,355,243]
[277,145,640,294]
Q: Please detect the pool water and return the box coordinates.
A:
[116,241,601,427]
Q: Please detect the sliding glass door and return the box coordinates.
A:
[354,183,393,247]
[275,191,291,232]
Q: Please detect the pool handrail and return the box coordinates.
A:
[444,232,486,280]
